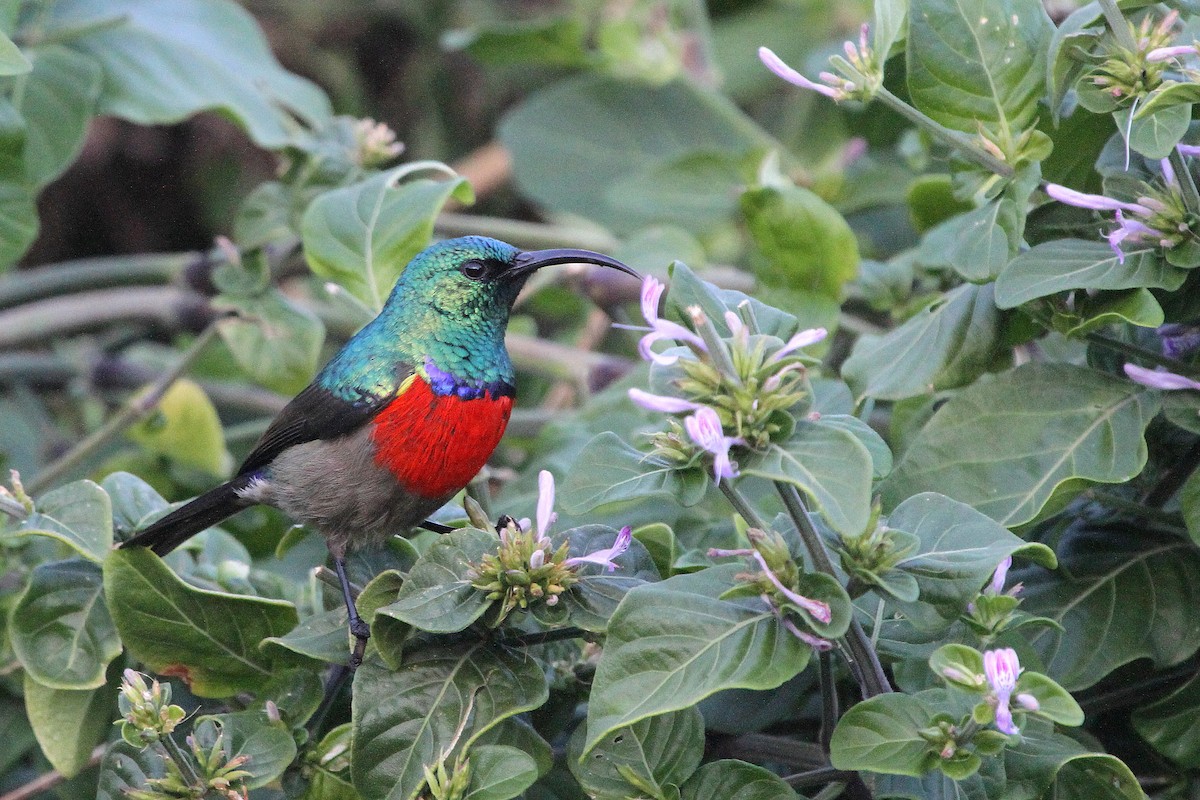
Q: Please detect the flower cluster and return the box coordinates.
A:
[711,528,833,650]
[469,471,631,621]
[965,555,1024,637]
[1088,10,1181,101]
[117,669,187,746]
[628,276,827,483]
[1044,153,1200,264]
[352,118,404,167]
[759,24,881,103]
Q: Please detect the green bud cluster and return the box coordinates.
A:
[117,669,187,746]
[915,715,1006,780]
[422,753,472,800]
[468,520,578,623]
[1089,11,1179,101]
[127,725,252,800]
[837,504,919,592]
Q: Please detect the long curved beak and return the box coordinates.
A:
[509,248,641,280]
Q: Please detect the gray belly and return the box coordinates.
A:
[236,425,446,556]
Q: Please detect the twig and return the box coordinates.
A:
[0,745,106,800]
[875,87,1014,178]
[818,650,838,752]
[26,325,221,494]
[784,765,859,789]
[0,286,211,348]
[0,252,196,310]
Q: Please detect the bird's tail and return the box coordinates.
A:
[120,478,251,556]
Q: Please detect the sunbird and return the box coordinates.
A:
[122,236,638,664]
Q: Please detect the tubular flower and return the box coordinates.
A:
[983,648,1022,735]
[565,526,632,572]
[636,276,706,365]
[628,387,702,414]
[1090,10,1180,100]
[759,24,881,102]
[1124,363,1200,390]
[535,469,557,542]
[684,406,744,483]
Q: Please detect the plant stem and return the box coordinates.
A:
[0,252,196,310]
[784,765,858,788]
[0,286,210,348]
[818,650,838,752]
[1143,437,1200,508]
[813,783,849,800]
[718,481,768,529]
[26,325,220,494]
[1097,0,1137,51]
[776,483,892,697]
[1171,148,1200,217]
[1085,331,1200,377]
[0,745,106,800]
[875,87,1013,178]
[160,735,204,788]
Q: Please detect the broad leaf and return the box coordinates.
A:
[15,479,112,562]
[1023,526,1200,690]
[47,0,331,148]
[215,289,325,394]
[127,378,231,477]
[0,28,28,75]
[13,46,101,187]
[10,558,120,689]
[906,0,1052,137]
[740,419,873,537]
[102,471,169,539]
[915,201,1012,283]
[995,240,1186,308]
[197,710,297,789]
[569,707,704,799]
[351,643,548,800]
[560,524,659,632]
[680,760,800,800]
[560,432,709,514]
[842,283,1005,402]
[302,170,473,311]
[1005,718,1143,800]
[1133,669,1200,768]
[1118,102,1190,159]
[261,607,351,666]
[23,675,111,778]
[830,692,937,776]
[882,363,1158,526]
[96,741,166,800]
[376,527,495,634]
[465,745,539,800]
[103,547,299,697]
[585,565,815,752]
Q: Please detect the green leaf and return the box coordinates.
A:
[376,527,495,634]
[46,0,331,149]
[818,414,893,479]
[570,707,704,800]
[995,240,1186,308]
[1118,102,1190,159]
[609,152,745,230]
[1133,669,1200,768]
[500,75,773,234]
[444,17,590,68]
[829,692,937,776]
[585,565,814,753]
[351,643,548,800]
[560,432,709,514]
[1005,719,1143,800]
[1023,526,1200,690]
[23,674,111,778]
[302,170,472,312]
[665,260,801,340]
[1015,672,1083,727]
[882,363,1159,526]
[929,644,985,690]
[740,420,873,537]
[15,479,113,561]
[96,740,167,800]
[741,183,859,299]
[915,201,1012,283]
[196,710,297,789]
[215,288,325,394]
[0,28,28,75]
[102,471,169,539]
[1183,468,1200,546]
[560,524,660,632]
[1058,288,1163,337]
[906,0,1053,137]
[10,558,120,689]
[103,547,299,697]
[465,745,539,800]
[261,607,351,666]
[680,760,800,800]
[888,493,1056,617]
[842,283,1005,402]
[12,46,101,187]
[0,178,38,268]
[127,378,231,477]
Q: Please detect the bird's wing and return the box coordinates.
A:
[237,379,403,475]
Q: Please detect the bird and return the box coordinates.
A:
[121,235,638,665]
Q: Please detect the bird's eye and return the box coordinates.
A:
[460,259,488,280]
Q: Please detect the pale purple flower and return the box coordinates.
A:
[628,387,702,414]
[782,617,833,651]
[759,46,843,100]
[1124,363,1200,390]
[771,327,828,362]
[989,556,1012,595]
[984,648,1022,735]
[636,276,706,365]
[535,470,557,542]
[1016,693,1039,712]
[1044,183,1151,215]
[565,526,632,572]
[1147,44,1197,62]
[684,406,743,483]
[750,550,832,624]
[1177,144,1200,158]
[528,548,546,570]
[1159,324,1200,359]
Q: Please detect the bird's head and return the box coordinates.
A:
[389,235,639,324]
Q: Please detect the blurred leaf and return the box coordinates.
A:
[882,364,1158,526]
[741,183,860,299]
[215,289,325,395]
[10,46,100,187]
[302,171,472,311]
[740,420,873,537]
[609,151,745,230]
[585,565,815,752]
[501,75,772,234]
[842,283,1006,402]
[104,547,299,697]
[375,527,494,634]
[995,240,1186,308]
[96,740,167,800]
[127,378,231,477]
[569,707,704,798]
[560,432,709,514]
[1023,526,1200,691]
[444,17,590,68]
[465,745,540,800]
[680,760,800,800]
[1133,669,1200,768]
[351,643,547,800]
[197,710,297,789]
[101,471,169,540]
[1183,467,1200,545]
[830,691,937,776]
[0,28,28,74]
[11,557,120,689]
[46,0,331,148]
[15,479,113,561]
[24,674,110,778]
[906,0,1052,136]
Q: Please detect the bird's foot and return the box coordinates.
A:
[349,617,371,640]
[347,621,370,669]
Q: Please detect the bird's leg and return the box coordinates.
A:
[333,556,370,668]
[418,519,454,534]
